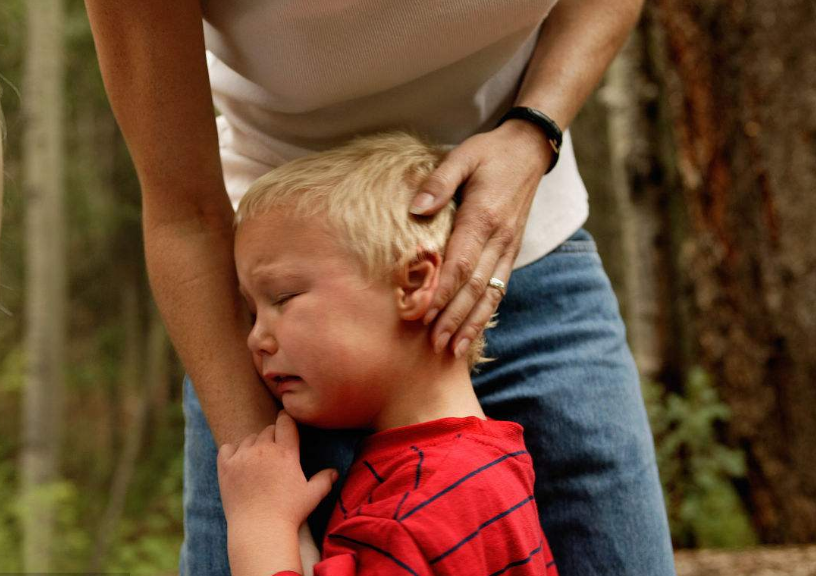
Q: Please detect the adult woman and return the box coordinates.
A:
[84,1,675,574]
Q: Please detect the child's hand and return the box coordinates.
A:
[217,410,338,532]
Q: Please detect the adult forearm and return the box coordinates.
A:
[516,0,645,129]
[144,202,278,446]
[85,0,278,445]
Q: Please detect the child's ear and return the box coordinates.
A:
[394,250,442,322]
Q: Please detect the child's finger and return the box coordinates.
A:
[217,442,237,463]
[256,423,276,444]
[307,468,339,506]
[237,432,258,450]
[274,410,300,451]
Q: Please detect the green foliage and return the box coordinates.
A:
[1,1,186,572]
[0,406,185,572]
[643,366,757,548]
[0,451,21,571]
[0,471,90,572]
[104,447,184,573]
[0,344,23,393]
[38,481,92,570]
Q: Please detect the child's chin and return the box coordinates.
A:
[280,398,322,426]
[282,400,370,430]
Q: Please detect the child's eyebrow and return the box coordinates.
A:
[250,266,307,287]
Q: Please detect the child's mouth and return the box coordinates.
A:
[272,375,302,392]
[274,376,302,395]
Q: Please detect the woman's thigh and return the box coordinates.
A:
[473,228,675,575]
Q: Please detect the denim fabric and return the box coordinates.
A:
[179,228,676,575]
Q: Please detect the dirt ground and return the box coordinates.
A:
[675,545,816,576]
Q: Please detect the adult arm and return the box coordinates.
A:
[412,0,645,356]
[83,0,278,445]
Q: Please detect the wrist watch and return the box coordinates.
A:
[496,106,563,174]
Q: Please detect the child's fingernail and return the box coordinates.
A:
[410,193,435,215]
[454,338,471,359]
[434,332,451,354]
[423,308,439,325]
[331,470,339,482]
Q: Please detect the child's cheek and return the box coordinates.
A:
[251,352,263,377]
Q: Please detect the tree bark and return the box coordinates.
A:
[657,0,816,543]
[578,13,689,389]
[603,27,663,382]
[596,13,690,390]
[20,0,66,570]
[0,89,5,281]
[89,283,145,571]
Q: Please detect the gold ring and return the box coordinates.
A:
[487,277,507,298]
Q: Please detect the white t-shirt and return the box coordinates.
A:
[202,0,588,268]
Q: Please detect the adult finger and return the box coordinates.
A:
[429,230,505,353]
[423,198,503,321]
[449,249,515,358]
[409,148,478,216]
[274,410,300,452]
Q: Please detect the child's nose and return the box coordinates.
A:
[247,320,278,356]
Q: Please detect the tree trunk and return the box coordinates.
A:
[90,283,145,571]
[578,14,689,389]
[656,0,816,543]
[20,0,66,571]
[603,28,661,383]
[0,90,5,281]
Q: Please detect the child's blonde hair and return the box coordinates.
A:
[235,131,494,370]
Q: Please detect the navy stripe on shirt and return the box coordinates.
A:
[487,538,544,576]
[390,447,424,519]
[364,460,385,484]
[393,491,411,520]
[328,533,423,576]
[429,495,536,564]
[338,494,348,520]
[410,446,424,489]
[398,450,529,521]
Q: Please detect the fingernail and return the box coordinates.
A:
[410,193,435,215]
[434,332,451,354]
[454,338,471,359]
[423,308,439,325]
[331,470,339,482]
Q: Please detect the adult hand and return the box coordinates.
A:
[410,120,553,358]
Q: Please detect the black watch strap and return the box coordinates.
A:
[496,106,563,174]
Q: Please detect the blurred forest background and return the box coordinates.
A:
[0,0,814,573]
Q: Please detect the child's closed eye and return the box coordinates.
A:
[273,293,298,306]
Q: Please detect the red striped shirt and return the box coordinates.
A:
[299,416,558,576]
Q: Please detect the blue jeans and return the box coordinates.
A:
[178,228,676,575]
